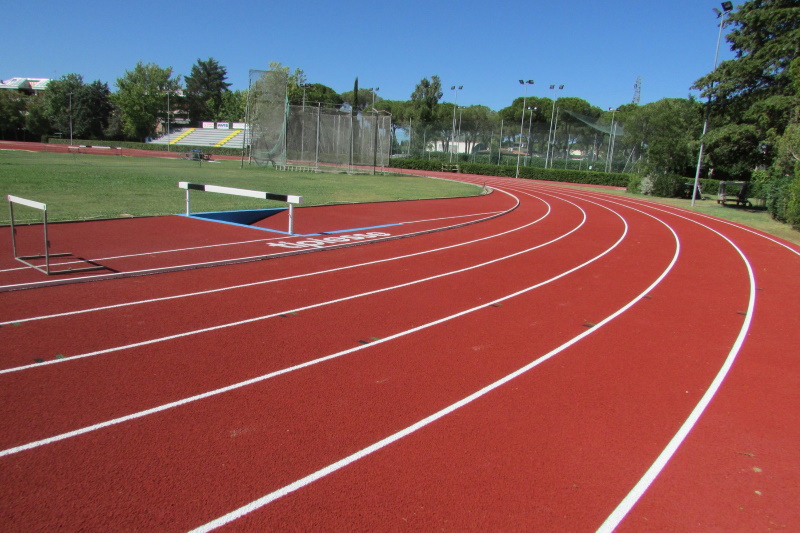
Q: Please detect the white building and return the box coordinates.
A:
[0,77,51,94]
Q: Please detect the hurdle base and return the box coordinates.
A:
[15,253,108,276]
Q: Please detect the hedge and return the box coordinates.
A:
[627,174,723,199]
[387,158,631,187]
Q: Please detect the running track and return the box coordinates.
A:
[1,173,799,531]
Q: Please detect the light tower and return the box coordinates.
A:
[516,79,534,178]
[632,76,641,105]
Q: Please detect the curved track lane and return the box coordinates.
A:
[1,175,798,531]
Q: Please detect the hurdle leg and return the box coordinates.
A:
[9,201,17,258]
[43,208,51,274]
[288,203,295,235]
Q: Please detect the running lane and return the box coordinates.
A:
[1,176,797,531]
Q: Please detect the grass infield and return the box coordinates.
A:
[0,151,482,224]
[1,150,798,246]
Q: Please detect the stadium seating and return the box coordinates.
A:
[150,128,246,149]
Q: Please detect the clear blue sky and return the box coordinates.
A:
[2,0,736,112]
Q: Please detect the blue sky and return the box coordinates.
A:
[2,0,736,112]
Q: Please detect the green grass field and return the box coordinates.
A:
[554,183,800,246]
[2,149,798,246]
[0,151,482,224]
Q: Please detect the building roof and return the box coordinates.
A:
[0,77,51,91]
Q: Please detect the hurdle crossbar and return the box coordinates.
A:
[178,182,303,234]
[7,195,105,275]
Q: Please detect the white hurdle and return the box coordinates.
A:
[178,182,304,235]
[6,195,105,275]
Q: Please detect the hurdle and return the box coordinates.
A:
[6,195,106,275]
[178,182,303,235]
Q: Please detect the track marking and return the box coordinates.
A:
[513,184,759,532]
[1,193,524,325]
[0,200,514,290]
[585,197,756,532]
[188,201,679,533]
[0,193,581,374]
[0,193,630,457]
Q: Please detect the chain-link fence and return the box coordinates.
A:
[389,113,638,174]
[286,105,392,173]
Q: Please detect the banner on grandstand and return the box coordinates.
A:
[217,122,230,130]
[202,122,215,129]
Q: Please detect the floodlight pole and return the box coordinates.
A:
[458,106,465,155]
[300,83,310,163]
[450,85,462,162]
[516,79,534,178]
[692,2,732,206]
[545,84,564,168]
[605,108,618,173]
[497,119,504,165]
[167,90,171,152]
[526,106,537,166]
[68,92,73,144]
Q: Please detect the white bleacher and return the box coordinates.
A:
[149,128,246,148]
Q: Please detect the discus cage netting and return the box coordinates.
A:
[245,69,391,173]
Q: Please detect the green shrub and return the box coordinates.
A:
[649,173,685,197]
[785,176,800,229]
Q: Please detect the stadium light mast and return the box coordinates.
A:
[545,84,564,168]
[450,85,463,162]
[300,83,311,163]
[68,92,73,144]
[606,107,618,173]
[458,106,466,156]
[692,1,733,206]
[368,87,380,108]
[516,79,534,178]
[526,106,538,166]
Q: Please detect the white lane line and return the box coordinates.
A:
[0,193,575,374]
[0,195,523,325]
[0,200,515,290]
[533,187,757,532]
[0,211,505,275]
[596,219,756,531]
[631,196,800,257]
[0,192,615,457]
[189,201,679,533]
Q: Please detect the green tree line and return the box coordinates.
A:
[0,0,797,225]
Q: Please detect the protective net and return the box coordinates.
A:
[561,108,625,137]
[247,69,288,167]
[286,105,392,172]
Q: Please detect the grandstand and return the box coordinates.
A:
[150,126,246,149]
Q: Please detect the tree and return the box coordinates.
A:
[340,87,378,111]
[623,98,703,175]
[411,75,443,122]
[295,83,343,108]
[269,61,306,104]
[0,91,26,140]
[216,90,247,122]
[115,62,181,141]
[184,57,231,124]
[40,74,113,140]
[692,0,800,177]
[24,95,51,140]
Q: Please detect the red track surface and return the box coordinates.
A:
[1,172,799,532]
